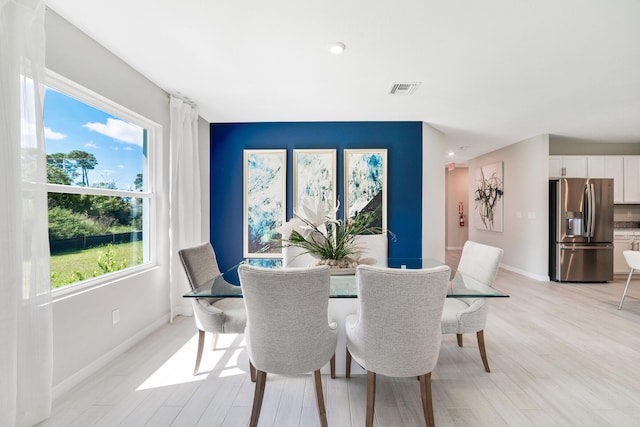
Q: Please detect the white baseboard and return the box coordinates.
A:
[52,313,170,401]
[499,263,549,282]
[446,246,464,250]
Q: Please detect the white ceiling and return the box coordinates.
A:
[44,0,640,163]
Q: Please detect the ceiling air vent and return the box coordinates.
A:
[389,82,421,95]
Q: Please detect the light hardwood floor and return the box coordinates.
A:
[40,251,640,426]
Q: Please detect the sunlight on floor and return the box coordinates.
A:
[137,332,248,390]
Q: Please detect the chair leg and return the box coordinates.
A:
[330,354,336,379]
[193,329,205,376]
[249,370,267,427]
[249,361,256,382]
[419,372,435,427]
[313,369,329,427]
[211,333,219,350]
[619,268,634,310]
[366,371,376,427]
[346,348,352,378]
[457,333,463,347]
[477,330,491,373]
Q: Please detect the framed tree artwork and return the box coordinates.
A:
[243,149,286,257]
[474,161,504,232]
[344,148,387,231]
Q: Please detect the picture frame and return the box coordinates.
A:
[293,149,337,218]
[474,161,504,232]
[344,148,387,231]
[243,149,286,258]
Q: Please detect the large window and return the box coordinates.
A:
[44,73,157,291]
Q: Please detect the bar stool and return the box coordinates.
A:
[618,250,640,310]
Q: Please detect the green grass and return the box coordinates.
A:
[50,241,144,289]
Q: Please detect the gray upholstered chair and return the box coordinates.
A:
[345,264,451,427]
[238,264,338,427]
[178,242,247,376]
[618,250,640,310]
[441,240,504,372]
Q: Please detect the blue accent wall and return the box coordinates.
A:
[210,122,423,270]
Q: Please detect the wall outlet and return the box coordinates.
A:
[112,309,120,325]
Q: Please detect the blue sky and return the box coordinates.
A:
[44,87,145,191]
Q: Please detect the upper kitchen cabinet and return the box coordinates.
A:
[549,156,588,178]
[623,156,640,203]
[588,156,624,203]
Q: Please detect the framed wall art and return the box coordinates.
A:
[293,149,337,218]
[474,161,504,232]
[344,148,387,231]
[243,149,286,257]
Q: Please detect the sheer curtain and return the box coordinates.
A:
[0,0,52,426]
[169,96,201,320]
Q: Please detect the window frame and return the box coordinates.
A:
[45,70,161,297]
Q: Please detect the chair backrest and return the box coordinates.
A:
[350,264,451,377]
[623,250,640,270]
[178,242,221,290]
[238,264,336,375]
[457,240,504,286]
[353,234,388,266]
[282,244,316,267]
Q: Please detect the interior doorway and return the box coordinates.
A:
[445,166,469,249]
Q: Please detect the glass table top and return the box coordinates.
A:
[183,258,509,299]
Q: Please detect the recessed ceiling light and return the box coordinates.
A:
[329,42,346,55]
[448,152,455,156]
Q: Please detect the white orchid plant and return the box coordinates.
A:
[277,197,382,263]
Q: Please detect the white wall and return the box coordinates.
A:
[422,123,446,262]
[46,10,209,394]
[469,134,550,280]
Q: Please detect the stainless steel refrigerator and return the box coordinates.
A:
[549,178,614,282]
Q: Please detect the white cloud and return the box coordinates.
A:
[45,127,67,140]
[118,164,125,169]
[85,142,98,149]
[123,146,134,151]
[83,118,143,146]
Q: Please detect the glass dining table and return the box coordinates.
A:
[183,258,509,299]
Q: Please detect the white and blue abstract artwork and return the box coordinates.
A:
[344,149,387,231]
[293,149,337,218]
[243,149,286,257]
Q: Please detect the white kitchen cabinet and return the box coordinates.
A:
[623,156,640,203]
[549,156,588,178]
[614,237,634,274]
[588,156,624,203]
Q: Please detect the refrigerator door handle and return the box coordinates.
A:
[560,244,614,250]
[590,183,596,237]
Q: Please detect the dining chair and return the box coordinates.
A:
[178,242,247,376]
[441,240,504,372]
[345,264,451,427]
[353,234,388,266]
[618,250,640,309]
[238,264,338,427]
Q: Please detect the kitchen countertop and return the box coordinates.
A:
[614,229,640,237]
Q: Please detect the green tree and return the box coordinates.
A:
[134,173,143,191]
[68,150,97,186]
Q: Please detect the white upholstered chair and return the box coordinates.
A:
[441,240,504,372]
[345,264,451,427]
[618,250,640,310]
[238,264,338,427]
[282,244,316,267]
[353,234,388,266]
[178,243,247,375]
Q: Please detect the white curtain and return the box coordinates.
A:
[169,97,201,321]
[0,0,52,426]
